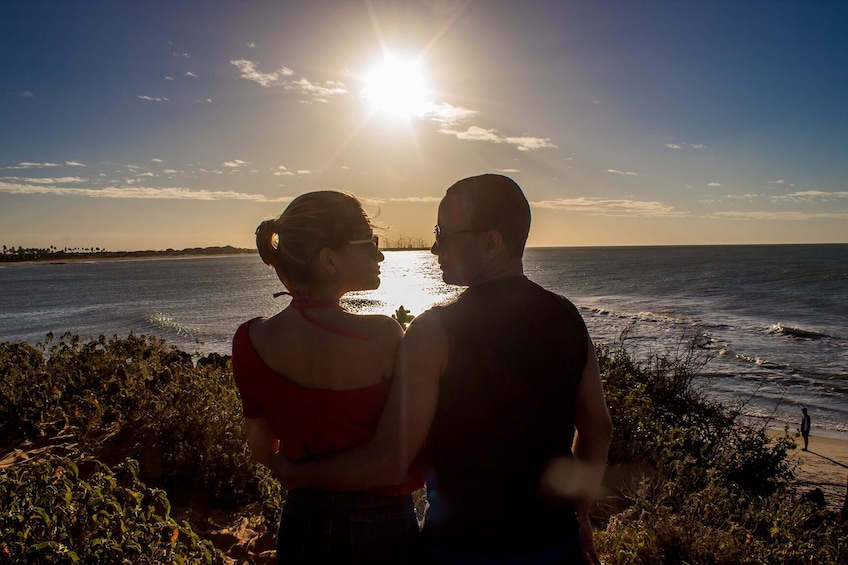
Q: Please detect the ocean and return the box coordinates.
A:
[1,244,846,439]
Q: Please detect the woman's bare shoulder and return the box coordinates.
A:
[358,313,404,341]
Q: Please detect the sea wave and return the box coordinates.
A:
[141,312,199,339]
[767,323,831,340]
[342,297,384,311]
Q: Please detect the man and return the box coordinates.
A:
[800,407,811,451]
[273,174,613,563]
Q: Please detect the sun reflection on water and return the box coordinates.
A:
[342,250,462,318]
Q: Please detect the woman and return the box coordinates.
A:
[231,191,424,563]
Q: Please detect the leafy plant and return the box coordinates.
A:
[0,457,223,564]
[0,332,262,508]
[593,340,847,563]
[392,305,415,330]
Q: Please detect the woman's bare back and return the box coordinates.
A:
[248,308,403,390]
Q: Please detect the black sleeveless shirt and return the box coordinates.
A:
[422,275,589,554]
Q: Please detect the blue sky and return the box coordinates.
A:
[2,0,847,250]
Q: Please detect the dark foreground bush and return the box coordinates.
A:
[595,341,847,563]
[0,333,266,510]
[3,331,846,562]
[0,457,223,564]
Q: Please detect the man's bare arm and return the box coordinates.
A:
[572,340,613,517]
[571,340,612,565]
[271,312,446,490]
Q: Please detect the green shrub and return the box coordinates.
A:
[594,340,847,563]
[0,333,265,510]
[0,457,223,564]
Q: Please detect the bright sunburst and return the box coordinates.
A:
[362,55,430,119]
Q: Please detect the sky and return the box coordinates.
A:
[2,0,847,251]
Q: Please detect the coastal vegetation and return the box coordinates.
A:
[1,328,845,563]
[0,245,254,263]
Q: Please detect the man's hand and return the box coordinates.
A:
[579,517,601,565]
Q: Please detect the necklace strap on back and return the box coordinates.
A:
[273,291,371,340]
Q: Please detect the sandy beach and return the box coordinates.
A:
[778,432,848,513]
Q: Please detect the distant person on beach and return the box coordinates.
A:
[800,407,811,451]
[231,191,424,562]
[273,174,613,564]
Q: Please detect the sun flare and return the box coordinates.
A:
[362,55,430,119]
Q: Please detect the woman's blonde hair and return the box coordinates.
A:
[255,191,369,289]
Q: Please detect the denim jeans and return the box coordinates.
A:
[276,488,421,564]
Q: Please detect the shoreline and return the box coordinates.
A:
[0,251,256,268]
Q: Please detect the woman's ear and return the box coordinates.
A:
[317,247,338,277]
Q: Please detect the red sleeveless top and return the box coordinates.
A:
[231,318,424,496]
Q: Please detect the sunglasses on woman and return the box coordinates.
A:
[348,235,380,255]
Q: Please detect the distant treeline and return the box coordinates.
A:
[0,245,255,263]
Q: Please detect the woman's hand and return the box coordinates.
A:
[270,446,299,487]
[245,417,279,469]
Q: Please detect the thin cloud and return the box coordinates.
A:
[664,142,705,150]
[771,190,848,203]
[231,59,293,86]
[5,161,84,169]
[532,197,688,217]
[6,162,63,169]
[366,196,442,204]
[137,95,169,102]
[0,180,290,202]
[165,76,174,80]
[284,77,347,102]
[497,168,520,173]
[606,169,639,176]
[418,102,478,125]
[710,210,848,221]
[768,179,785,184]
[231,59,346,103]
[22,91,34,97]
[222,160,250,168]
[1,176,86,184]
[708,182,722,187]
[439,126,557,152]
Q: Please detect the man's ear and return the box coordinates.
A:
[484,230,504,259]
[317,247,338,276]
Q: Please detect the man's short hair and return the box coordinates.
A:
[446,174,531,258]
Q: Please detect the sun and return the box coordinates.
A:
[362,55,430,119]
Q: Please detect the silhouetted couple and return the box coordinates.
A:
[232,174,612,563]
